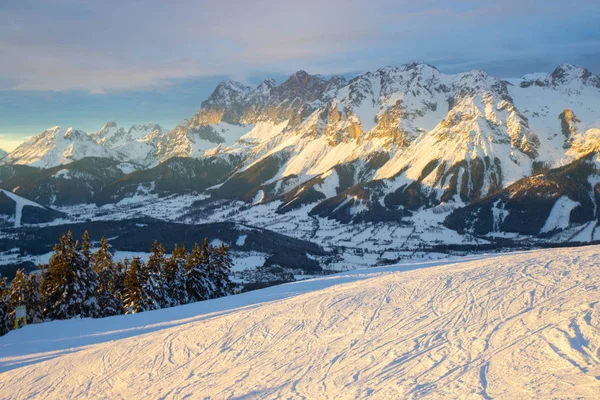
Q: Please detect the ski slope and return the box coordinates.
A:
[0,189,45,228]
[1,248,600,399]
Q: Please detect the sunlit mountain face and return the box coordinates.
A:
[1,62,600,243]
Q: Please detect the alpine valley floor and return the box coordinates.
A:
[0,247,599,399]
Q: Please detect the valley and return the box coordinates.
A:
[1,62,600,285]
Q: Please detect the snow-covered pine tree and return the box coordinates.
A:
[123,255,166,314]
[164,244,189,306]
[186,242,210,303]
[42,231,99,320]
[202,238,218,299]
[211,244,235,298]
[81,231,92,266]
[9,269,44,325]
[77,231,100,318]
[25,272,44,324]
[122,258,144,314]
[146,241,170,309]
[9,269,27,325]
[42,232,73,320]
[92,237,123,317]
[0,277,11,336]
[114,260,127,292]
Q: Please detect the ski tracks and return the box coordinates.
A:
[1,246,600,398]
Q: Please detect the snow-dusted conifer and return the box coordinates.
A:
[9,269,44,325]
[122,258,144,314]
[93,237,122,317]
[25,272,44,324]
[186,242,210,302]
[42,231,99,320]
[9,269,26,326]
[78,231,100,318]
[146,241,170,308]
[164,244,189,306]
[211,244,235,298]
[0,278,11,336]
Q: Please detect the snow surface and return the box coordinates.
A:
[1,246,599,398]
[541,196,580,233]
[0,189,44,228]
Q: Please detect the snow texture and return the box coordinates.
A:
[0,246,599,398]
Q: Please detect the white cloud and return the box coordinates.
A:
[0,0,598,92]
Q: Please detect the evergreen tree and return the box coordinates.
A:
[9,269,26,326]
[202,238,217,298]
[164,244,189,306]
[81,231,92,267]
[42,231,72,320]
[122,258,144,314]
[42,231,99,320]
[9,269,44,326]
[146,241,169,308]
[25,272,44,324]
[123,256,166,314]
[92,237,122,317]
[211,244,235,298]
[78,231,100,317]
[0,278,11,336]
[186,242,210,302]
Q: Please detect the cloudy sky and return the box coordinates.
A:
[1,0,599,151]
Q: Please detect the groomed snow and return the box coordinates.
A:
[1,247,599,398]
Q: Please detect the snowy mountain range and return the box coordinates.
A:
[1,62,600,246]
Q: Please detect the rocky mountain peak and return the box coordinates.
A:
[520,64,600,89]
[103,121,118,129]
[405,61,439,71]
[205,80,252,107]
[551,63,600,87]
[452,69,511,101]
[128,123,163,135]
[63,127,90,140]
[282,70,321,86]
[256,78,276,93]
[276,70,333,103]
[94,121,124,144]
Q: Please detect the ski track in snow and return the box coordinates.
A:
[1,247,600,399]
[0,189,44,228]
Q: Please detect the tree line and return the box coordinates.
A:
[0,231,235,336]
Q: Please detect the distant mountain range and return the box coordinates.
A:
[2,62,600,241]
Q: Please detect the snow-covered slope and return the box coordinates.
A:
[1,246,599,398]
[0,188,64,227]
[93,121,162,149]
[0,149,7,160]
[93,121,166,167]
[3,127,117,169]
[2,122,165,169]
[150,62,600,223]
